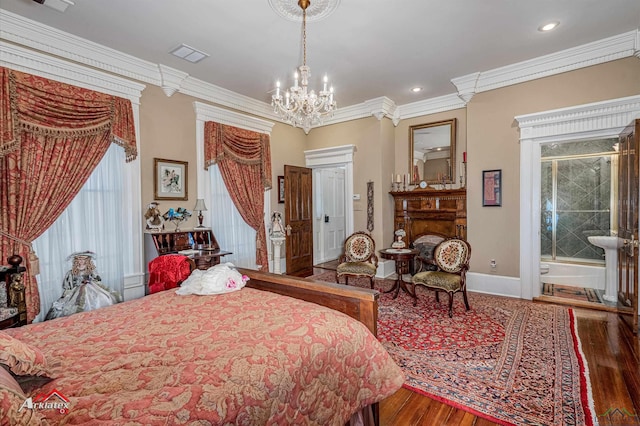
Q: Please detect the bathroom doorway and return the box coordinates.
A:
[539,138,618,306]
[515,95,640,303]
[541,139,617,263]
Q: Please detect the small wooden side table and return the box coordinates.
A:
[379,248,418,306]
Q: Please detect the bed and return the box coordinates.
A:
[0,268,404,425]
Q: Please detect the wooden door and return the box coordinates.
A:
[617,119,639,334]
[285,165,313,277]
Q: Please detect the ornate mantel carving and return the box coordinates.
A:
[390,188,467,246]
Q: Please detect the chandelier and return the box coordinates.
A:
[272,0,336,134]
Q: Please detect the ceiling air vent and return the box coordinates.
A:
[32,0,75,12]
[169,44,209,64]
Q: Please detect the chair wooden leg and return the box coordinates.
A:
[462,288,470,311]
[369,276,374,289]
[435,291,440,303]
[335,273,339,284]
[345,276,349,286]
[447,292,454,318]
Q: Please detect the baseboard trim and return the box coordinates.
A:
[466,272,522,299]
[376,260,395,278]
[124,273,145,301]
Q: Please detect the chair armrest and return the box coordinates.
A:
[370,253,379,267]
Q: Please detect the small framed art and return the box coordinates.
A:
[278,176,285,203]
[154,158,188,201]
[482,169,502,207]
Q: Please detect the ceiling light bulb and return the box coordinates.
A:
[412,87,423,93]
[539,21,559,32]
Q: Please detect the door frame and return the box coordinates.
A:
[312,166,347,264]
[304,145,355,261]
[515,95,640,300]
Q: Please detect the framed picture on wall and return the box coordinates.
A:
[278,176,285,203]
[154,158,188,201]
[482,169,502,207]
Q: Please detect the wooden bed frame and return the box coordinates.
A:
[241,268,379,336]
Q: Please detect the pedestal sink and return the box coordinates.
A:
[587,235,623,302]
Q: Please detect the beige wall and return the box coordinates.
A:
[306,117,395,248]
[136,57,640,279]
[139,86,199,229]
[467,57,640,277]
[139,85,306,230]
[268,123,307,216]
[394,109,468,187]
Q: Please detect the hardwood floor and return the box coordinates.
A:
[378,308,640,426]
[308,266,640,425]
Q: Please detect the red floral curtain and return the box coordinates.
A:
[204,121,272,270]
[0,67,137,322]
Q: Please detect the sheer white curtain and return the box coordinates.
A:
[208,165,258,269]
[33,144,127,322]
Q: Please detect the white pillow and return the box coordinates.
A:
[176,262,249,296]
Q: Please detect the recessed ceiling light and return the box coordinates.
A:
[538,21,559,32]
[169,44,210,63]
[411,87,423,93]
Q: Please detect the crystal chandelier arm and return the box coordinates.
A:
[271,0,336,132]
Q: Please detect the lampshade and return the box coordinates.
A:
[193,199,208,212]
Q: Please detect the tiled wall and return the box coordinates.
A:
[540,139,617,263]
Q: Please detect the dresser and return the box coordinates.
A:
[144,228,232,271]
[390,188,467,246]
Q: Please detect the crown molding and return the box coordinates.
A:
[2,8,638,129]
[450,73,480,103]
[181,77,277,120]
[398,93,467,120]
[0,9,160,86]
[454,30,639,98]
[158,64,189,97]
[193,101,275,135]
[0,40,145,103]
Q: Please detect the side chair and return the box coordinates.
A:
[336,231,378,289]
[411,238,471,317]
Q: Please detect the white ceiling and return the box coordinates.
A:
[1,0,639,109]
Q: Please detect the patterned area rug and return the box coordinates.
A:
[310,271,597,426]
[542,283,603,303]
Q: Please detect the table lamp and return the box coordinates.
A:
[193,199,208,228]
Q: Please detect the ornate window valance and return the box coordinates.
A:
[204,121,271,190]
[0,67,137,161]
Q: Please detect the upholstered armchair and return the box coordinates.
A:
[410,233,446,274]
[411,238,471,317]
[336,232,378,288]
[148,254,196,294]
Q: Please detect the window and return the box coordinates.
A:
[207,165,258,269]
[33,144,131,321]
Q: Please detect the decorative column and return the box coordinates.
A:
[270,236,286,274]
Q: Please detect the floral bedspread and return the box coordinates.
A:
[6,287,404,425]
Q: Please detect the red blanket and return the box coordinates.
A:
[6,288,404,424]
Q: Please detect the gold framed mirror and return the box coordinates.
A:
[409,118,457,184]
